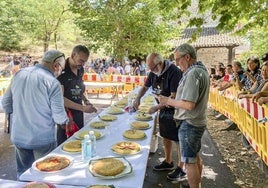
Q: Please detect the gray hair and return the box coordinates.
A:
[232,61,242,68]
[174,43,196,59]
[147,53,164,65]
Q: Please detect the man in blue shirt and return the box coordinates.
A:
[2,50,69,179]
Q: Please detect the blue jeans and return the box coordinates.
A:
[179,120,205,163]
[15,142,56,180]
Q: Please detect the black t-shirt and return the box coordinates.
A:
[145,62,182,110]
[145,62,182,97]
[57,58,85,128]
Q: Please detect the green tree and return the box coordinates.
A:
[0,0,79,52]
[0,1,24,51]
[69,0,181,60]
[156,0,268,59]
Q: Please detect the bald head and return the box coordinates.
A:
[146,53,163,67]
[146,53,164,75]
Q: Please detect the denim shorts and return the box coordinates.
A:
[179,120,205,163]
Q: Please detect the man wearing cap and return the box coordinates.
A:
[56,45,97,145]
[2,50,69,179]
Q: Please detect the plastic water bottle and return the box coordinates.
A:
[89,131,96,157]
[82,134,91,162]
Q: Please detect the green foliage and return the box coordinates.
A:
[0,0,80,52]
[0,0,267,58]
[69,0,180,60]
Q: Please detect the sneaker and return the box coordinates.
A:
[167,167,187,181]
[153,160,175,171]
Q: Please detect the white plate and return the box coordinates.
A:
[134,114,153,121]
[32,154,73,173]
[99,114,117,121]
[134,117,153,121]
[61,140,81,154]
[111,141,142,156]
[130,124,152,130]
[74,130,104,140]
[130,121,152,130]
[89,121,109,129]
[107,107,125,115]
[88,157,132,179]
[123,134,147,141]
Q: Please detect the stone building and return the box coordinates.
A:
[170,26,242,68]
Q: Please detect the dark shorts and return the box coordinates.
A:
[158,109,179,141]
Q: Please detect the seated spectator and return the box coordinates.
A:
[252,91,268,105]
[236,56,261,91]
[214,67,225,80]
[212,64,233,88]
[238,62,268,99]
[218,61,245,91]
[209,67,216,82]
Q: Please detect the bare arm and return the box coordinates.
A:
[133,86,148,110]
[157,95,196,111]
[61,86,97,113]
[148,92,176,114]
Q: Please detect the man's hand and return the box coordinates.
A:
[82,105,97,113]
[148,106,157,114]
[157,95,169,106]
[252,92,261,102]
[257,97,268,106]
[133,98,140,110]
[84,100,93,106]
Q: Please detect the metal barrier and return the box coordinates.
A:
[209,86,268,166]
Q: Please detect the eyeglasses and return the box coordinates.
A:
[175,55,185,63]
[53,54,65,69]
[150,63,159,72]
[53,54,65,63]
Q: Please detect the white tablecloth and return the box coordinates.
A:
[84,82,124,89]
[0,179,84,188]
[20,91,155,188]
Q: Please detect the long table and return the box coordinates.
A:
[0,179,84,188]
[20,93,155,188]
[84,82,125,100]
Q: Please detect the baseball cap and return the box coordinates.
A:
[42,50,65,63]
[261,53,268,61]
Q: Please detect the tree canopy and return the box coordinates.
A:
[0,0,267,58]
[69,0,181,60]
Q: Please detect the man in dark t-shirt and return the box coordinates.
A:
[57,45,97,145]
[133,53,186,181]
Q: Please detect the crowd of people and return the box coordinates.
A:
[210,53,268,105]
[85,58,147,76]
[0,53,150,78]
[210,53,268,149]
[0,54,34,77]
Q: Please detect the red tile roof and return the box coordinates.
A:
[169,27,242,48]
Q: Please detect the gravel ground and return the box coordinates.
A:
[206,108,268,188]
